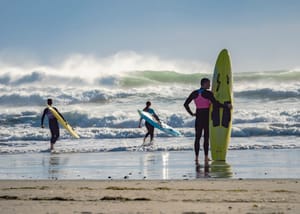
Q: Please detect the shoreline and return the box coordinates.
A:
[1,149,299,180]
[0,179,299,213]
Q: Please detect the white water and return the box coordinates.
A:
[0,52,299,154]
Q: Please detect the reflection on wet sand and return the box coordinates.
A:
[195,163,210,178]
[48,155,60,180]
[209,161,232,178]
[196,161,232,178]
[48,154,70,180]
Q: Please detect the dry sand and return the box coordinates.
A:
[0,179,299,213]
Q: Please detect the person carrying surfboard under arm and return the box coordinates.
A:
[138,101,161,146]
[41,99,65,151]
[184,78,232,164]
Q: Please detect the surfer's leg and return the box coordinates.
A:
[53,122,60,143]
[143,132,149,143]
[145,122,154,144]
[194,128,202,161]
[50,121,59,149]
[144,123,150,142]
[203,123,209,163]
[194,117,202,162]
[203,114,210,163]
[49,127,55,150]
[54,126,60,143]
[149,126,154,143]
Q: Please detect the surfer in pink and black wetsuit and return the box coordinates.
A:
[41,99,65,151]
[184,78,231,164]
[138,101,161,145]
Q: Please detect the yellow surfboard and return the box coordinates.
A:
[209,49,233,161]
[47,105,80,139]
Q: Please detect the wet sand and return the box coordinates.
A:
[0,179,299,213]
[1,149,300,180]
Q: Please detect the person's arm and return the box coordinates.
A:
[153,113,160,123]
[202,90,230,108]
[149,108,161,123]
[54,107,66,122]
[138,117,143,128]
[41,108,47,128]
[183,91,198,116]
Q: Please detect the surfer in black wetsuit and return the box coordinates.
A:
[138,101,161,145]
[184,78,231,164]
[41,99,65,151]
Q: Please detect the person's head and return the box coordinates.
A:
[200,78,210,89]
[146,101,151,107]
[47,99,53,106]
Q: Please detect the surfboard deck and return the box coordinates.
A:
[138,109,181,137]
[47,105,80,139]
[209,49,233,161]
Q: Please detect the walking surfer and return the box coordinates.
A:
[138,101,161,145]
[41,99,65,151]
[184,78,231,164]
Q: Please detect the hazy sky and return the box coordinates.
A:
[1,0,300,72]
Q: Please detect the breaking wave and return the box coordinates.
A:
[1,108,299,141]
[1,52,299,153]
[1,69,299,87]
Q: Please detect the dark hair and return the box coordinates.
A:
[146,101,151,107]
[47,99,53,105]
[200,78,210,86]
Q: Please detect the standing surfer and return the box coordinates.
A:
[41,99,65,151]
[184,78,231,164]
[138,101,161,145]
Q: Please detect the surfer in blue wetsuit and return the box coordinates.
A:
[41,99,65,151]
[184,78,231,164]
[138,101,161,145]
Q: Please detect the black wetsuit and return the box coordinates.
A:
[184,88,225,157]
[41,107,64,144]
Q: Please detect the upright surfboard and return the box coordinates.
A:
[138,110,181,137]
[209,49,233,161]
[48,105,80,139]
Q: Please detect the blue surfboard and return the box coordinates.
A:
[138,110,181,137]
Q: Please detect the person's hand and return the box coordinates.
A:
[227,104,233,109]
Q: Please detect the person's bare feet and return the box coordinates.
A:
[205,156,211,164]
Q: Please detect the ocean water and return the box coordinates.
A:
[0,55,299,154]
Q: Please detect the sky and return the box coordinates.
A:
[0,0,300,72]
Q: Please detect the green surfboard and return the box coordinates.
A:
[209,49,233,161]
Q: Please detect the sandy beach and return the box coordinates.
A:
[1,145,299,213]
[1,1,300,213]
[0,179,299,213]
